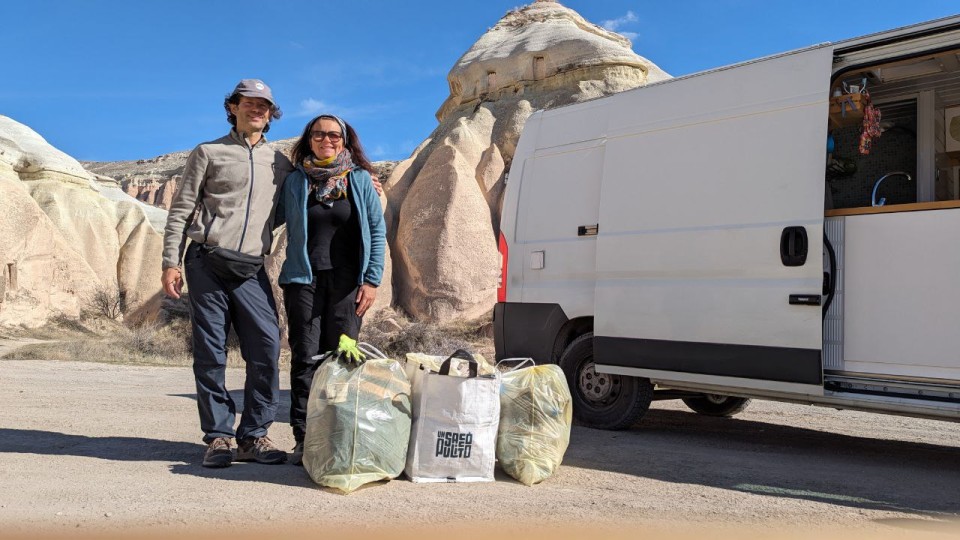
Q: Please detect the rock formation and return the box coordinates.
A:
[0,115,165,326]
[84,150,191,211]
[385,0,670,321]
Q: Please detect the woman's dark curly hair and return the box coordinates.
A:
[290,115,374,173]
[223,93,282,133]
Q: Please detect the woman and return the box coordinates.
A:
[276,114,386,464]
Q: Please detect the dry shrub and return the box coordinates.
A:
[1,313,99,342]
[86,286,126,320]
[2,314,193,366]
[5,302,495,368]
[360,307,494,359]
[124,318,193,363]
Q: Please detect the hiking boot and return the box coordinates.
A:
[236,436,287,464]
[202,437,233,468]
[290,442,304,466]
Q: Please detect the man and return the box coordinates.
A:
[161,79,293,468]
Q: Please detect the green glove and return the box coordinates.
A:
[337,334,366,365]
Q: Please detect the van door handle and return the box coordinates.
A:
[789,294,821,306]
[578,224,598,237]
[780,226,808,266]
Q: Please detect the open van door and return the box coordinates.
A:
[592,46,833,395]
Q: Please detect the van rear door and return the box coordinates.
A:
[593,46,833,393]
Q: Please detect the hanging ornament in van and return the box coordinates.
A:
[859,92,882,155]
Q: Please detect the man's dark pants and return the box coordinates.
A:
[183,243,281,444]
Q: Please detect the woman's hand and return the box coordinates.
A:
[371,174,383,196]
[356,283,378,316]
[161,267,183,299]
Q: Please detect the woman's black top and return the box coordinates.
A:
[306,191,361,273]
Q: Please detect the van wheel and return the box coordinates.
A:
[681,394,751,417]
[559,333,653,430]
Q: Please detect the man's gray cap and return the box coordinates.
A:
[231,79,282,118]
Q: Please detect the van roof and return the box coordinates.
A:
[538,14,960,117]
[833,14,960,53]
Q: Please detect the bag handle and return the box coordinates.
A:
[358,342,388,359]
[495,357,536,372]
[439,349,478,377]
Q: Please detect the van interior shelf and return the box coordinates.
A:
[824,200,960,217]
[828,93,867,128]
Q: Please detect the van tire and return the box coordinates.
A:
[559,333,653,430]
[681,395,751,417]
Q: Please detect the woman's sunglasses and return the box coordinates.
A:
[310,130,343,142]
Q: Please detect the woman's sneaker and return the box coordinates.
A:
[236,436,287,464]
[202,437,233,468]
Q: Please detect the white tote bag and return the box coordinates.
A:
[405,350,501,483]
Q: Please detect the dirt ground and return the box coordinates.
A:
[2,351,959,539]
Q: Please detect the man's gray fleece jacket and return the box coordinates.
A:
[162,130,294,269]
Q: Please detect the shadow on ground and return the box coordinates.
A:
[0,428,200,462]
[562,407,960,517]
[167,459,317,488]
[0,426,318,488]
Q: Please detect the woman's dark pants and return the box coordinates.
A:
[282,268,361,443]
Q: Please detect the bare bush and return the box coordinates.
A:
[87,286,126,320]
[125,319,193,362]
[360,308,493,359]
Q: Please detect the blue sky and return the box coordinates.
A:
[1,1,957,162]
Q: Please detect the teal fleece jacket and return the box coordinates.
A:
[276,167,386,286]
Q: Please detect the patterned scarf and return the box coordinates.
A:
[302,149,354,207]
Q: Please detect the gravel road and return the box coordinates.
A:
[1,358,959,538]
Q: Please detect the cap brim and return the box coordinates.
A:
[235,90,276,108]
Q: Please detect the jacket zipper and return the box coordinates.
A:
[237,144,255,251]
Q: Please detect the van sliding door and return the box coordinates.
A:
[593,46,833,393]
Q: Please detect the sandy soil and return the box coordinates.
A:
[1,356,959,538]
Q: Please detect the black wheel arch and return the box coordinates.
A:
[549,316,594,364]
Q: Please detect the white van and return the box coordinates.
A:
[494,16,960,429]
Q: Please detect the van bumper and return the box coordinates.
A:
[494,302,569,363]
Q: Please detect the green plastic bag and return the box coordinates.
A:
[303,353,412,493]
[497,361,573,486]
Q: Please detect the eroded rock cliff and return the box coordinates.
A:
[385,0,669,321]
[0,115,164,326]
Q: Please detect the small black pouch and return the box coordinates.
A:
[200,245,264,282]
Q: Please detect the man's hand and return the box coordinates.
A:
[162,267,183,299]
[356,283,377,316]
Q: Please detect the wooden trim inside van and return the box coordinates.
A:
[825,200,960,217]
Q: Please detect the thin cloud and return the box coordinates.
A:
[601,10,638,32]
[294,98,330,117]
[621,31,639,40]
[293,98,394,121]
